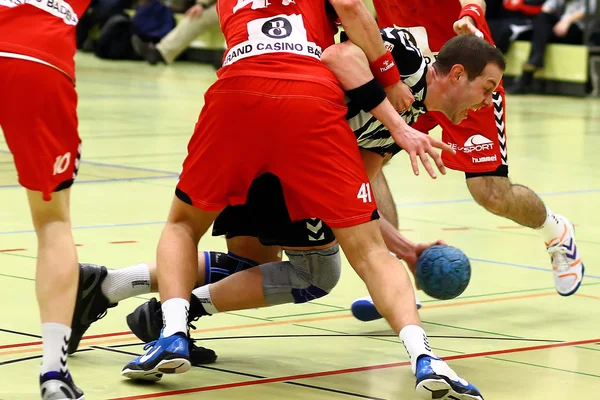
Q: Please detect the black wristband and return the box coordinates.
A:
[345,78,387,113]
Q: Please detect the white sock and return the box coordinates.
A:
[40,323,70,375]
[538,208,565,243]
[399,325,436,374]
[161,298,189,337]
[101,263,151,304]
[192,284,219,315]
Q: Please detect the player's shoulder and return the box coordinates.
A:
[379,27,422,55]
[379,27,415,48]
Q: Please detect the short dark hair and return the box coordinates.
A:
[433,35,506,81]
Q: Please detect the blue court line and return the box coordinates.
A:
[0,175,177,189]
[76,160,178,175]
[470,258,600,280]
[396,188,600,207]
[0,221,165,235]
[0,149,178,175]
[0,215,597,281]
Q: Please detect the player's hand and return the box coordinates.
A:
[553,19,571,37]
[404,240,446,286]
[388,123,455,179]
[186,4,204,18]
[385,81,414,112]
[453,16,484,38]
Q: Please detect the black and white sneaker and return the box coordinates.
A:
[126,297,163,344]
[40,371,84,400]
[68,264,117,354]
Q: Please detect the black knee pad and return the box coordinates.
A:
[201,251,257,285]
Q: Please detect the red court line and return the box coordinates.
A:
[110,241,139,244]
[0,340,42,350]
[0,331,132,351]
[0,248,26,252]
[0,291,557,354]
[108,337,600,400]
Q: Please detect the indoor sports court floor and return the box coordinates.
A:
[0,54,599,399]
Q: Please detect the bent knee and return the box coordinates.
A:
[258,245,342,305]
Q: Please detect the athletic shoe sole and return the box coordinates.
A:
[416,375,483,400]
[121,358,191,382]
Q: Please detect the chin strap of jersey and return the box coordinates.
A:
[458,3,485,29]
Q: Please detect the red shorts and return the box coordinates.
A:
[413,91,507,174]
[0,58,81,200]
[177,75,377,229]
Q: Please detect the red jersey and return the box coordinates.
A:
[0,0,90,80]
[217,0,340,86]
[372,0,495,65]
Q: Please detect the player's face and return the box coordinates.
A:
[449,63,503,124]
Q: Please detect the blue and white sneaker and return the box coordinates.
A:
[121,331,191,382]
[415,356,483,400]
[40,371,84,400]
[351,291,422,322]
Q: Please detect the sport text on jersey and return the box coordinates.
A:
[0,0,79,25]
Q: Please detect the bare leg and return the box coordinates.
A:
[207,267,267,310]
[29,188,83,395]
[467,175,583,296]
[333,220,420,333]
[29,189,78,327]
[142,235,282,290]
[157,196,220,305]
[370,165,399,228]
[467,176,545,228]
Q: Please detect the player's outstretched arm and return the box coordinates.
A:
[459,0,486,13]
[454,0,486,37]
[322,43,454,179]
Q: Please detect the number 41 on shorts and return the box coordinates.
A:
[357,182,373,203]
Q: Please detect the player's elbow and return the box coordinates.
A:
[322,42,363,71]
[321,44,345,70]
[329,0,364,18]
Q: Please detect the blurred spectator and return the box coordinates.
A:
[77,0,134,50]
[131,0,218,65]
[508,0,597,94]
[78,0,177,59]
[487,0,546,53]
[590,9,600,45]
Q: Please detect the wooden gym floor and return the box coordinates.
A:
[0,54,599,399]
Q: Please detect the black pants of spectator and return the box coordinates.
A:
[527,12,584,68]
[76,0,134,49]
[488,16,534,53]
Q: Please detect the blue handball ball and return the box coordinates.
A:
[415,244,471,300]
